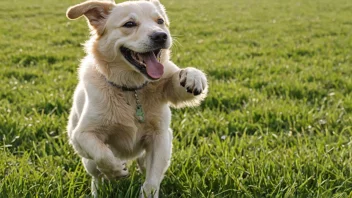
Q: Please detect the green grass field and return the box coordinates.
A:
[1,0,352,197]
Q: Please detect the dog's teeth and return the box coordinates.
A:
[131,53,144,66]
[140,60,145,66]
[131,52,137,60]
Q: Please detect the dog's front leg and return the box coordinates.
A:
[178,67,208,96]
[140,130,173,198]
[163,62,208,106]
[71,130,129,180]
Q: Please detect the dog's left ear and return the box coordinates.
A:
[66,1,115,35]
[146,0,170,26]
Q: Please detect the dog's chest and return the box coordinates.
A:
[116,90,167,124]
[103,90,171,157]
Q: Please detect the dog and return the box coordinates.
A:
[66,0,208,197]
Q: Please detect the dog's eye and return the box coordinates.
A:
[123,21,137,28]
[157,18,164,25]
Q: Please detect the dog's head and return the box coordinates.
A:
[67,0,172,80]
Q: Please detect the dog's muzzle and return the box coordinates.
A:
[150,32,168,47]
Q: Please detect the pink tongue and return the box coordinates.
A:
[141,52,164,79]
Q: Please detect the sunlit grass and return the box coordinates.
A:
[1,0,352,197]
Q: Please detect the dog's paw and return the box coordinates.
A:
[179,68,207,96]
[140,183,159,198]
[97,162,129,180]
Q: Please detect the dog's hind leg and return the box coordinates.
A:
[82,158,102,198]
[140,129,173,198]
[91,177,100,198]
[137,151,146,174]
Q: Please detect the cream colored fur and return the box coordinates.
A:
[66,0,208,197]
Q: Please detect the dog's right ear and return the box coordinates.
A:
[66,1,115,35]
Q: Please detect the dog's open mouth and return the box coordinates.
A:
[120,47,164,80]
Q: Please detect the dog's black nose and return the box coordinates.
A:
[150,32,168,44]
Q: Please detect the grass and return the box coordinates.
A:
[1,0,352,197]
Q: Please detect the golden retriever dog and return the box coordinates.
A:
[66,0,207,197]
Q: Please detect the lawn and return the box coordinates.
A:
[1,0,352,197]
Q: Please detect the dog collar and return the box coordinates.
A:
[106,79,146,122]
[107,80,148,92]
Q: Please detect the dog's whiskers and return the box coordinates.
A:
[171,38,182,53]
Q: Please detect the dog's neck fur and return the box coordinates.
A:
[104,64,147,88]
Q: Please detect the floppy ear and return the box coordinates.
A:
[66,1,115,35]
